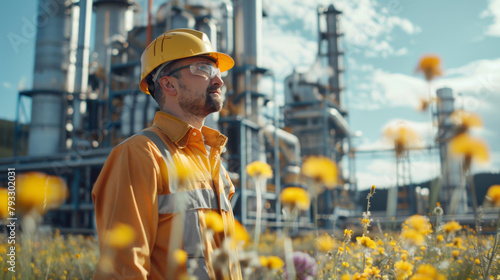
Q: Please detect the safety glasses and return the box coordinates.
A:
[154,61,221,83]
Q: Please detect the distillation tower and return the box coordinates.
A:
[283,5,356,227]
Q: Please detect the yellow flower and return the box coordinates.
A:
[260,256,284,270]
[437,235,444,242]
[233,219,250,245]
[0,188,8,219]
[267,256,284,270]
[344,229,353,238]
[452,250,460,258]
[366,257,373,267]
[173,158,197,186]
[246,161,273,179]
[341,274,350,280]
[475,258,480,265]
[204,211,224,233]
[315,234,336,252]
[395,260,414,279]
[356,236,376,249]
[383,123,422,157]
[401,229,425,246]
[450,110,482,130]
[302,156,337,188]
[406,215,433,235]
[410,264,446,280]
[443,220,462,234]
[378,247,385,255]
[370,185,376,195]
[279,187,310,211]
[105,222,136,248]
[416,55,443,81]
[417,97,434,112]
[486,185,500,207]
[447,237,466,249]
[342,262,350,268]
[17,172,68,214]
[361,218,370,226]
[364,266,381,277]
[449,133,489,168]
[174,249,187,265]
[353,272,368,280]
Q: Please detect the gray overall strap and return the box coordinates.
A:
[139,131,179,193]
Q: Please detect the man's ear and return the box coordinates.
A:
[159,76,177,96]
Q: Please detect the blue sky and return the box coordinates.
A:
[1,0,499,190]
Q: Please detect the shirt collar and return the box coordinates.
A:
[152,111,228,151]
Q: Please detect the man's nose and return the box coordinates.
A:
[211,74,224,88]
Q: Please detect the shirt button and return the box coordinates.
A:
[192,132,197,136]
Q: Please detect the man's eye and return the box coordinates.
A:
[199,64,212,72]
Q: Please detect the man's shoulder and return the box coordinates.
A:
[109,129,163,155]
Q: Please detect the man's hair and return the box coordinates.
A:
[146,60,182,106]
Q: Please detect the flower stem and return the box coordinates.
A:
[282,208,296,280]
[253,179,263,252]
[467,171,486,278]
[313,194,319,238]
[483,209,500,280]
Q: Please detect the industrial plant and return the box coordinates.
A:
[0,0,495,233]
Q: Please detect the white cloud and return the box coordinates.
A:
[394,47,408,56]
[261,25,318,79]
[355,156,441,190]
[334,0,420,57]
[2,82,12,88]
[480,0,500,37]
[348,58,500,113]
[349,69,427,110]
[386,17,421,34]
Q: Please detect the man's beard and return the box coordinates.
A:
[179,84,222,117]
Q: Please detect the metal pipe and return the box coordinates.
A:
[263,125,301,164]
[0,156,109,172]
[93,0,130,76]
[28,0,69,156]
[220,0,234,54]
[287,107,350,135]
[73,0,93,132]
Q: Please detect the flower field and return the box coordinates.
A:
[1,185,500,279]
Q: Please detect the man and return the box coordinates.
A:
[92,29,242,279]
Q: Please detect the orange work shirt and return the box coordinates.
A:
[92,111,242,279]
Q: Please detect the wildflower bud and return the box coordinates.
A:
[370,185,376,196]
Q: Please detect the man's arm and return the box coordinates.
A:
[92,137,161,279]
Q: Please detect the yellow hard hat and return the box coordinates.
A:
[139,28,234,94]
